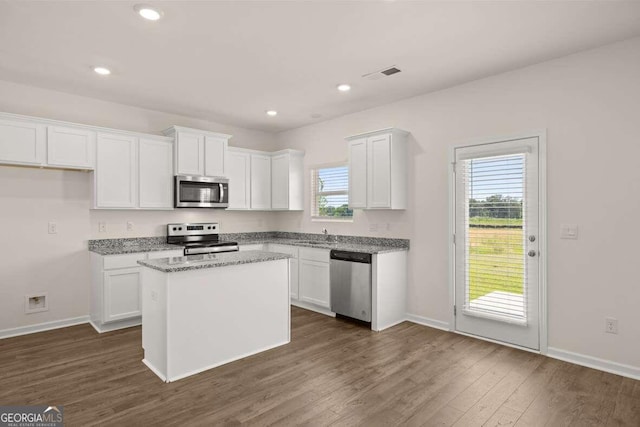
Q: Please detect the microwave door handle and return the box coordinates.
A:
[219,183,225,202]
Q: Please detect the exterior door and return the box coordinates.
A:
[454,137,540,350]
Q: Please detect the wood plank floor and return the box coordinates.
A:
[0,307,638,426]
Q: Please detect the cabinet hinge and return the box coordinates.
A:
[452,234,456,245]
[454,305,457,316]
[452,162,456,173]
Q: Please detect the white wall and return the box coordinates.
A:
[274,37,640,370]
[0,80,279,331]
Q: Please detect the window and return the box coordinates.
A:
[311,164,353,219]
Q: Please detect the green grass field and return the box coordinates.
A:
[468,219,524,301]
[469,217,523,227]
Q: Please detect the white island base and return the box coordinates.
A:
[140,257,290,382]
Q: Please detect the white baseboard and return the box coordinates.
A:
[166,340,291,382]
[89,318,142,334]
[291,301,336,317]
[547,347,640,381]
[142,358,167,383]
[405,313,450,331]
[0,316,90,340]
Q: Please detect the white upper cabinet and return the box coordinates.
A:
[95,133,174,210]
[176,131,204,176]
[47,126,96,169]
[271,150,304,210]
[138,138,174,209]
[348,138,368,209]
[204,135,227,177]
[0,117,46,166]
[226,148,251,209]
[163,126,231,177]
[95,133,138,209]
[250,153,272,210]
[368,133,392,208]
[347,128,409,210]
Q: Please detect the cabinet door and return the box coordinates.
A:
[250,154,272,210]
[139,138,173,209]
[348,138,367,208]
[290,258,299,300]
[271,154,289,209]
[103,268,141,323]
[204,136,227,177]
[367,133,392,208]
[0,118,45,166]
[96,133,137,208]
[299,259,330,308]
[226,150,251,209]
[47,126,96,169]
[176,132,204,176]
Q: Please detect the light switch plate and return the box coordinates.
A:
[560,224,578,239]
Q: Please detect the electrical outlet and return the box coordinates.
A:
[127,221,134,231]
[369,223,379,232]
[48,222,57,234]
[605,317,618,334]
[99,222,107,233]
[560,224,578,239]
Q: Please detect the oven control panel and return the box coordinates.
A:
[167,223,219,236]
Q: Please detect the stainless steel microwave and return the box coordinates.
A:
[175,175,229,208]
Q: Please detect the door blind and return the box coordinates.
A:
[458,153,528,323]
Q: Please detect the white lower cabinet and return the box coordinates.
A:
[290,258,299,300]
[268,244,300,300]
[265,244,331,312]
[103,268,142,322]
[298,259,330,308]
[91,249,182,333]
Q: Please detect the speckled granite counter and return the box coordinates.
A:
[88,237,184,255]
[221,231,409,253]
[138,250,291,273]
[236,238,407,254]
[89,232,409,256]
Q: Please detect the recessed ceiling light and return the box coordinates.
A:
[93,67,111,76]
[266,110,278,117]
[134,4,163,21]
[337,84,351,92]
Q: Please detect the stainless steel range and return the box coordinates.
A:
[167,223,239,255]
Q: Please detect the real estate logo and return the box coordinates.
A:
[0,405,63,427]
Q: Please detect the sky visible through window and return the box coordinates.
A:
[469,155,524,201]
[318,166,349,207]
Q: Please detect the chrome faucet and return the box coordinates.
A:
[322,228,338,243]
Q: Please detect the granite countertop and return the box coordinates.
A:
[90,243,184,256]
[235,238,408,254]
[88,232,409,256]
[138,250,291,273]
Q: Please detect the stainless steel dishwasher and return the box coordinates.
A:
[330,250,372,322]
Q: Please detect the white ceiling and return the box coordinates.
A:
[1,1,640,132]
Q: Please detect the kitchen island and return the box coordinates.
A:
[137,250,291,382]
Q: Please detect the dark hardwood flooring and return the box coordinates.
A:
[0,307,638,426]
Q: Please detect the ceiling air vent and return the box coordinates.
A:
[362,66,402,81]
